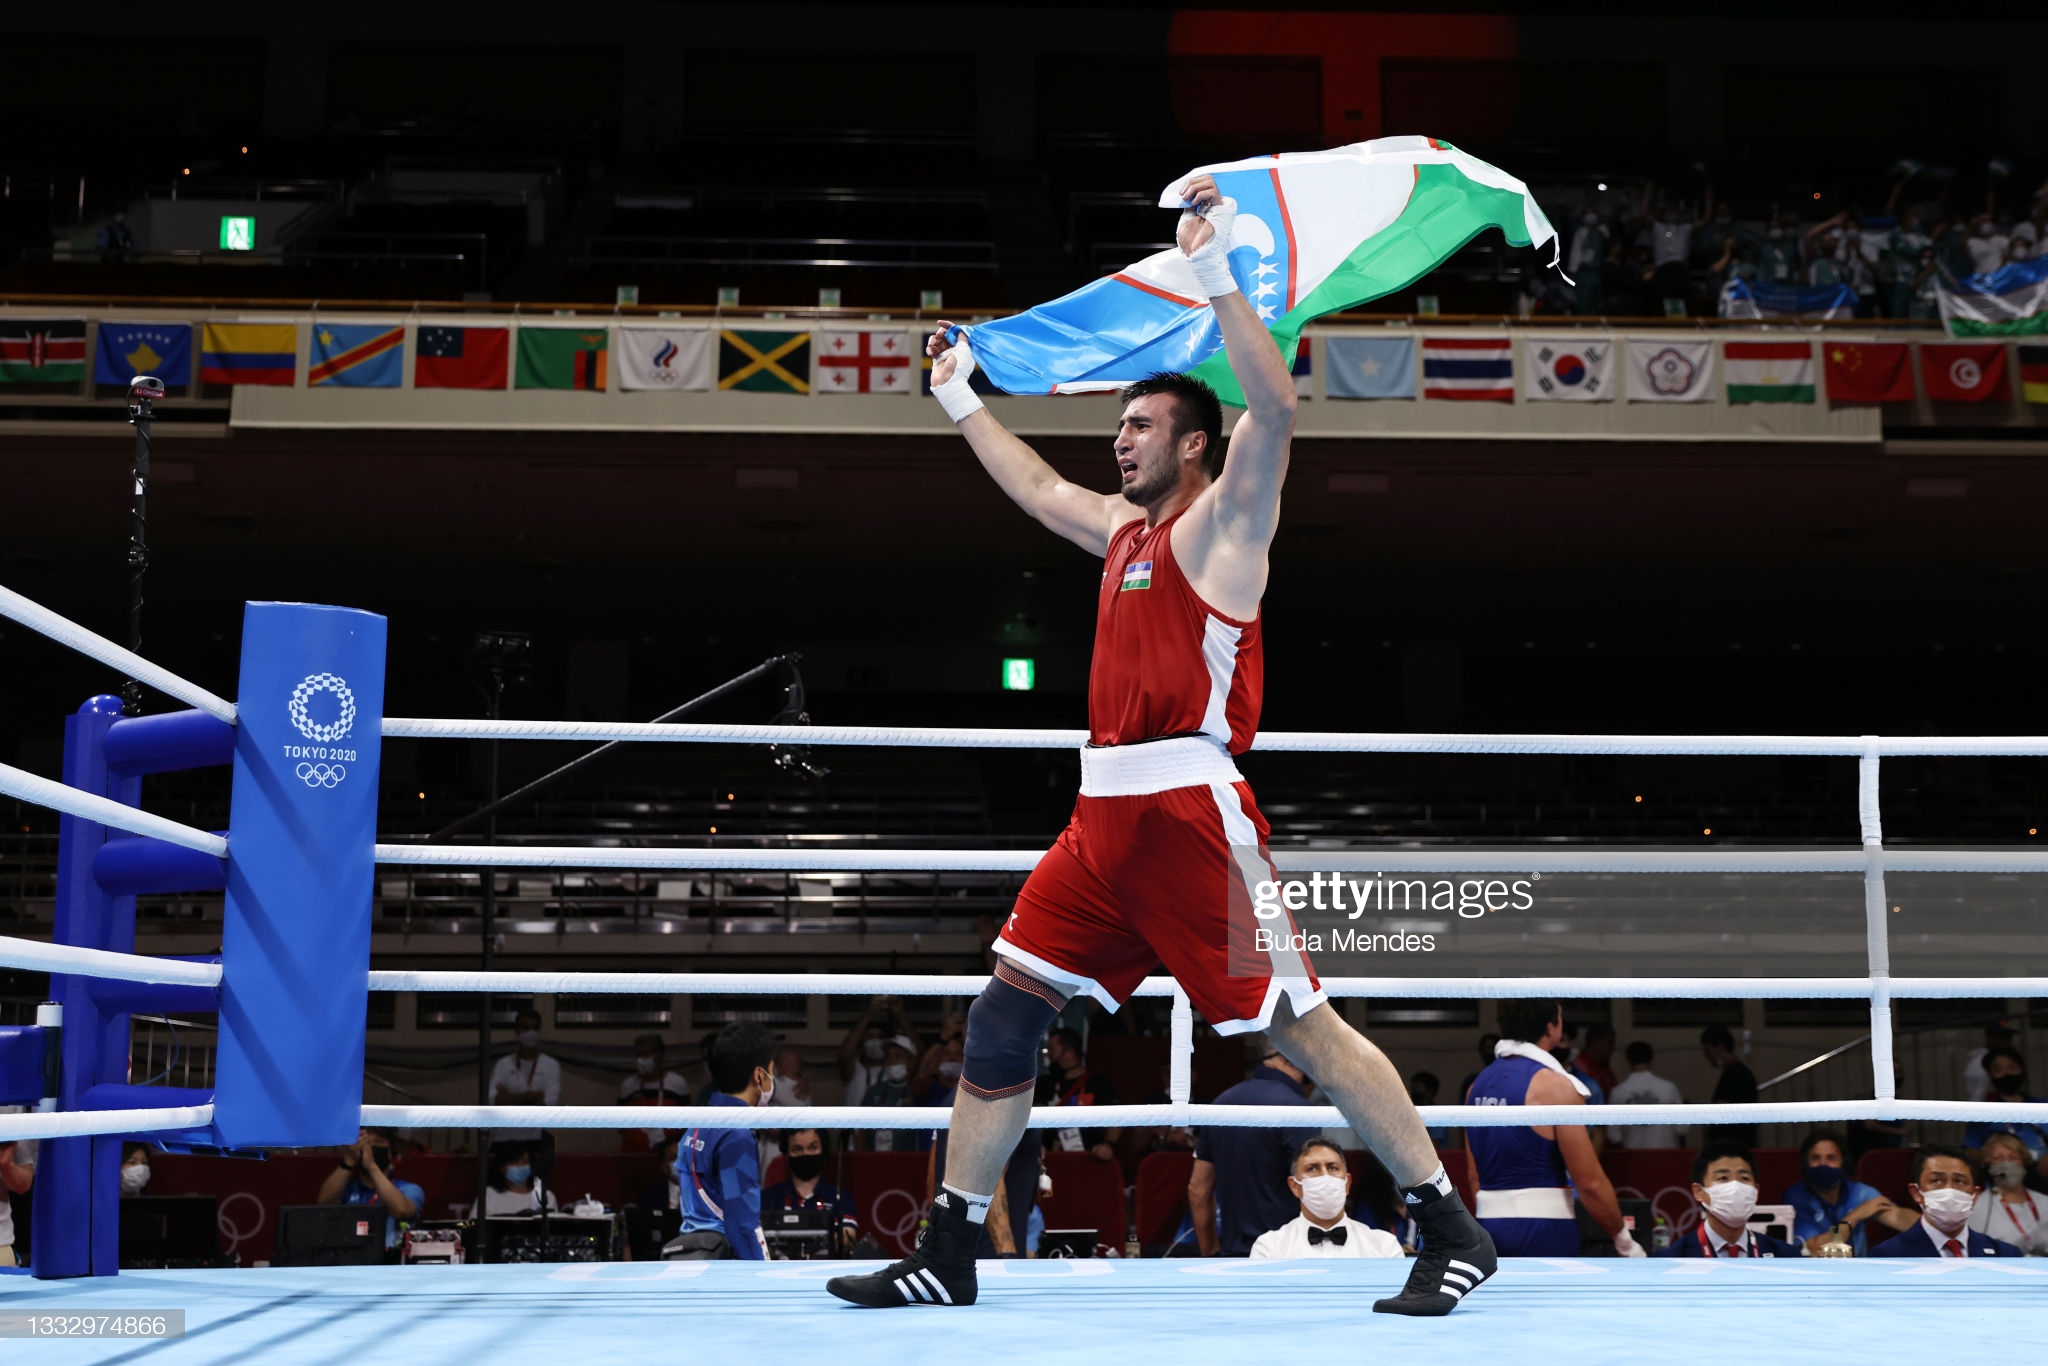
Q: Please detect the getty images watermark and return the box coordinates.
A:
[1237,869,1539,960]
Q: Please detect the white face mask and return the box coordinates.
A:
[937,1061,963,1082]
[771,1075,802,1104]
[882,1063,909,1084]
[1701,1180,1757,1227]
[1297,1173,1348,1223]
[755,1072,777,1106]
[1920,1186,1975,1233]
[636,1057,658,1077]
[862,1039,885,1061]
[516,1030,541,1049]
[1988,1160,2027,1189]
[121,1164,152,1196]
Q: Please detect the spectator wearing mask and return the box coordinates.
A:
[1961,1022,2017,1103]
[619,1033,691,1152]
[761,1129,859,1254]
[1966,215,2011,276]
[861,1035,926,1153]
[1639,184,1707,308]
[673,1021,779,1259]
[1783,1131,1913,1255]
[1605,1041,1685,1149]
[489,1008,561,1144]
[120,1143,154,1197]
[1968,1132,2045,1252]
[1756,216,1800,285]
[1963,1048,2048,1163]
[1190,1039,1320,1256]
[1870,1145,2021,1258]
[916,1032,965,1109]
[1700,1025,1758,1145]
[1042,1027,1121,1163]
[1568,209,1608,314]
[1656,1143,1801,1258]
[0,1110,34,1268]
[841,995,917,1106]
[1250,1139,1404,1260]
[485,1141,559,1216]
[1468,1000,1640,1258]
[316,1127,424,1250]
[1908,247,1945,319]
[759,1044,814,1173]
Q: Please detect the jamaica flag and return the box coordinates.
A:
[515,326,609,390]
[718,330,809,393]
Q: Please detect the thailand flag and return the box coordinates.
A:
[1422,338,1513,401]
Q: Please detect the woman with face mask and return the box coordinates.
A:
[1963,1049,2048,1168]
[1967,1133,2045,1251]
[1870,1145,2021,1257]
[759,1129,860,1256]
[119,1143,153,1197]
[484,1142,559,1217]
[1652,1143,1801,1257]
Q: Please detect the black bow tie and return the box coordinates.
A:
[1306,1224,1348,1247]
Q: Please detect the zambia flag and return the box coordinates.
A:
[309,322,404,387]
[516,326,609,390]
[0,319,85,383]
[719,330,810,393]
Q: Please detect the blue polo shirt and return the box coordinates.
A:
[1782,1174,1886,1255]
[1192,1065,1318,1256]
[676,1092,764,1259]
[1963,1101,2048,1159]
[338,1175,427,1250]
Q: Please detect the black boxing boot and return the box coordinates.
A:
[1373,1167,1497,1316]
[826,1187,980,1307]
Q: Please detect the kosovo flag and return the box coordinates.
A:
[94,323,192,387]
[309,323,404,387]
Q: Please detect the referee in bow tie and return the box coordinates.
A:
[1250,1139,1405,1260]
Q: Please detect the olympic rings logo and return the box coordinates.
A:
[217,1191,266,1259]
[288,672,357,743]
[867,1188,925,1254]
[297,762,347,788]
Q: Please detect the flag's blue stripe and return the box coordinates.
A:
[1422,359,1512,379]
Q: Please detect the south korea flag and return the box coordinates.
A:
[1524,338,1612,401]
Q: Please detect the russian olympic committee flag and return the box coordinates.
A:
[616,327,714,391]
[958,136,1557,406]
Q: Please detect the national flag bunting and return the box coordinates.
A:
[1524,338,1611,401]
[415,326,508,389]
[616,328,714,391]
[516,326,609,391]
[1920,342,2008,403]
[309,323,403,388]
[1422,337,1512,401]
[817,330,912,394]
[1938,257,2048,337]
[1822,341,1914,404]
[200,322,297,386]
[1719,280,1857,322]
[1324,335,1415,399]
[1625,339,1712,402]
[1724,341,1814,404]
[1291,336,1312,399]
[2020,345,2048,404]
[0,319,85,383]
[94,324,191,387]
[720,330,810,393]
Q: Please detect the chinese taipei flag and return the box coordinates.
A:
[959,137,1558,406]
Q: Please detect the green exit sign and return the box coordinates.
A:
[218,216,255,251]
[1002,658,1035,691]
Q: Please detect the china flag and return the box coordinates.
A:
[1921,342,2009,403]
[1822,341,1914,403]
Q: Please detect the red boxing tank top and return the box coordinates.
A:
[1088,511,1263,754]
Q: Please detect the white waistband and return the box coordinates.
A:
[1079,736,1243,798]
[1474,1188,1577,1221]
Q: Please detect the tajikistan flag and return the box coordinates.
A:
[961,136,1558,406]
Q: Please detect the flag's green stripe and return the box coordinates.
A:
[1727,385,1815,404]
[1945,317,2048,337]
[1191,164,1540,406]
[0,362,84,381]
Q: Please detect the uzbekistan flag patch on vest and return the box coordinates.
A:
[1121,560,1153,591]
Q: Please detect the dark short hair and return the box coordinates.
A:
[1119,372,1225,478]
[1409,1070,1440,1098]
[1624,1041,1653,1067]
[515,1008,541,1028]
[633,1033,665,1053]
[782,1128,826,1153]
[1584,1023,1616,1045]
[1495,1000,1561,1044]
[1691,1141,1757,1187]
[710,1021,777,1094]
[1700,1025,1736,1051]
[1982,1046,2027,1075]
[1049,1026,1085,1056]
[1293,1136,1346,1173]
[1798,1131,1845,1164]
[1910,1143,1974,1186]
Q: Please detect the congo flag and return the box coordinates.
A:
[309,323,404,387]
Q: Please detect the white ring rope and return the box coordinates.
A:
[379,716,2048,757]
[1,760,227,856]
[0,1105,214,1142]
[0,583,236,724]
[0,935,221,986]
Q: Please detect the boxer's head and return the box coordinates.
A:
[1115,372,1224,507]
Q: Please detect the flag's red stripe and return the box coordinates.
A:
[307,328,402,385]
[1111,273,1205,309]
[1267,166,1299,312]
[1421,338,1512,350]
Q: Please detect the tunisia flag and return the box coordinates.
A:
[1823,341,1914,403]
[1921,342,2009,403]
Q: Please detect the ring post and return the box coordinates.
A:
[1858,739,1896,1106]
[210,603,386,1150]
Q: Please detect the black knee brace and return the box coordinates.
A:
[960,962,1064,1101]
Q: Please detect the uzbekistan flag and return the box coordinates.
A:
[200,322,297,386]
[309,323,403,387]
[1423,337,1512,400]
[959,136,1557,406]
[1939,257,2048,338]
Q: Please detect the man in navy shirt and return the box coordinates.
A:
[1189,1040,1319,1255]
[1869,1145,2022,1258]
[1781,1131,1914,1255]
[1656,1142,1801,1258]
[672,1021,779,1259]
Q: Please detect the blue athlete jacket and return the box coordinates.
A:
[1467,1055,1570,1193]
[676,1091,764,1258]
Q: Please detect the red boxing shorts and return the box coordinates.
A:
[993,737,1323,1035]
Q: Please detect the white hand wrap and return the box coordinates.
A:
[1180,195,1240,299]
[931,333,985,423]
[1613,1229,1648,1258]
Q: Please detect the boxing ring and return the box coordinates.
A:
[4,586,2048,1359]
